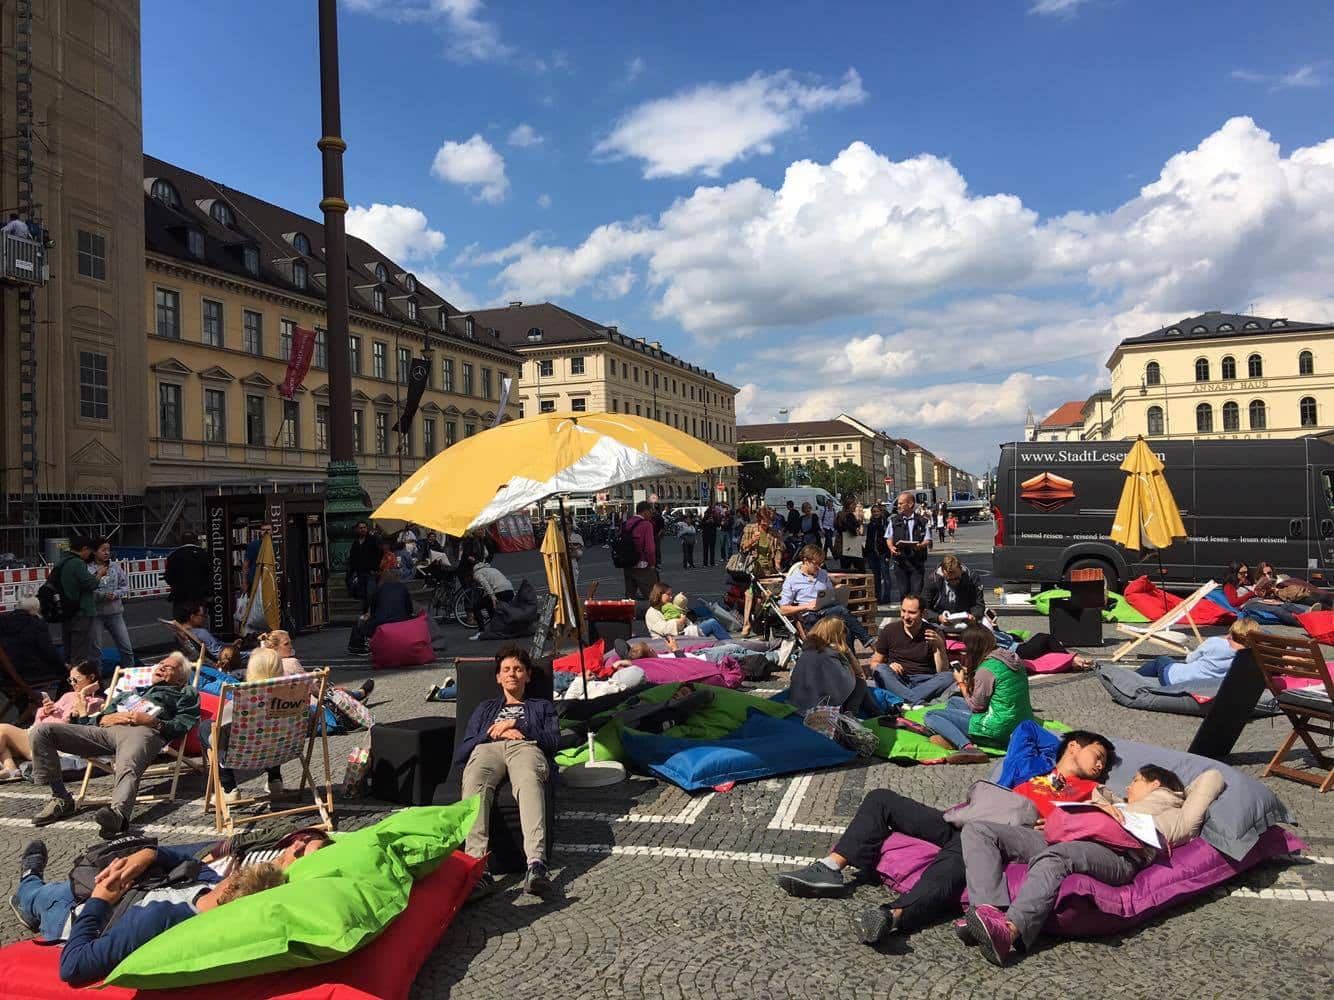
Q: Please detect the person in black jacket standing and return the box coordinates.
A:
[345,522,383,614]
[885,492,932,599]
[347,568,414,654]
[701,508,718,567]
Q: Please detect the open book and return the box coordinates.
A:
[1051,801,1161,848]
[116,693,163,718]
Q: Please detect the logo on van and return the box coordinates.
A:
[1020,472,1076,512]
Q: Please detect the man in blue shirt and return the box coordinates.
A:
[779,545,872,650]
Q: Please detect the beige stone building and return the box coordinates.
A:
[1104,311,1334,441]
[1,0,147,552]
[140,156,522,530]
[465,302,738,504]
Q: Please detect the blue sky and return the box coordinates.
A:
[142,0,1334,474]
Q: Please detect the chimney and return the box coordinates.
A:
[509,300,523,308]
[651,341,662,351]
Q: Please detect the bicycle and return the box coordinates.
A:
[420,562,483,628]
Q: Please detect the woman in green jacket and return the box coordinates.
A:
[923,624,1035,762]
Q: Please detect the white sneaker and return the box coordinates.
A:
[777,639,797,668]
[468,632,482,641]
[266,776,285,798]
[222,788,242,805]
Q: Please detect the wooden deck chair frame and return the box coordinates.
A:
[1110,579,1216,662]
[76,650,207,807]
[1248,632,1334,793]
[201,668,334,834]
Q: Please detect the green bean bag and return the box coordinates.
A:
[105,800,480,989]
[867,710,1069,763]
[556,684,795,767]
[1032,588,1149,624]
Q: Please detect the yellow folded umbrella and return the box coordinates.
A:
[238,531,280,634]
[1109,437,1187,551]
[540,514,583,635]
[374,411,737,536]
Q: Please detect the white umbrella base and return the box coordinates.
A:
[560,760,627,787]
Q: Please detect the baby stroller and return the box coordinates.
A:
[726,565,800,645]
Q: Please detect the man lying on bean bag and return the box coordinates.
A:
[959,764,1224,965]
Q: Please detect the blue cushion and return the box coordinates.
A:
[618,709,855,792]
[1203,589,1240,615]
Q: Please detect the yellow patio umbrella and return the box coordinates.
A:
[237,531,280,634]
[373,411,737,536]
[1109,437,1188,551]
[540,513,583,639]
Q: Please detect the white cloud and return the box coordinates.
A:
[594,68,867,178]
[536,193,552,209]
[507,123,545,147]
[624,56,646,84]
[1029,0,1093,15]
[430,134,509,203]
[345,0,510,62]
[345,203,446,262]
[1232,64,1325,91]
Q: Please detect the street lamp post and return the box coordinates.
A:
[317,0,370,578]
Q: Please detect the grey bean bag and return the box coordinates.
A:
[1097,663,1277,717]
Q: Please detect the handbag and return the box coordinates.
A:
[325,686,375,731]
[726,549,755,576]
[803,704,879,757]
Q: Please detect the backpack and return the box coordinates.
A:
[68,834,169,902]
[611,520,640,569]
[36,563,74,624]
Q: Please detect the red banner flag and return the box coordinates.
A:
[280,326,317,399]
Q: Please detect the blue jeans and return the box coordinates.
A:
[922,696,975,749]
[1135,655,1177,684]
[719,533,734,559]
[866,553,892,604]
[95,613,135,668]
[873,667,957,705]
[691,642,779,665]
[800,604,871,647]
[694,617,730,641]
[1241,600,1306,627]
[15,874,77,941]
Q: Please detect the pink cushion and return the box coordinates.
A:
[877,826,1304,936]
[1268,659,1334,692]
[370,613,435,669]
[0,850,484,999]
[1025,651,1077,674]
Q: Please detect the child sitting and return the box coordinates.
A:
[657,592,691,623]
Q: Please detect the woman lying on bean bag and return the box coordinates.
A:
[1134,618,1261,686]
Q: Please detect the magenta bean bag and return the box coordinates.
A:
[876,826,1304,936]
[370,612,435,669]
[631,656,744,689]
[1025,651,1078,674]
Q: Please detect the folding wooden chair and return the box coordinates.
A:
[76,653,207,807]
[202,668,334,833]
[1248,632,1334,793]
[1110,579,1216,662]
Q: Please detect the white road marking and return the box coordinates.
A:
[557,842,817,866]
[767,774,843,834]
[562,792,715,826]
[0,816,219,836]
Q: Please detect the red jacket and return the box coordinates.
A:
[624,514,657,566]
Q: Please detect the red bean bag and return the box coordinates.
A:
[553,640,609,678]
[0,850,483,999]
[1297,609,1334,645]
[1122,576,1236,627]
[370,612,435,669]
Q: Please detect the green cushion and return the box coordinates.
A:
[555,684,796,767]
[105,799,480,989]
[1032,589,1149,623]
[866,709,1069,763]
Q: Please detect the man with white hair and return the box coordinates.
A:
[28,653,199,838]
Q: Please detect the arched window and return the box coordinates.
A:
[1222,401,1240,431]
[1191,325,1207,334]
[1247,353,1263,378]
[404,274,416,292]
[1217,323,1234,332]
[1249,399,1267,430]
[1299,350,1314,376]
[1145,361,1161,386]
[292,232,310,255]
[1300,396,1318,428]
[1147,406,1164,436]
[1196,403,1213,433]
[1243,321,1261,330]
[1221,355,1236,380]
[374,262,388,282]
[1194,357,1210,382]
[150,178,179,208]
[210,201,234,228]
[292,261,308,290]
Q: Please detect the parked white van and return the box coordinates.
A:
[762,487,837,512]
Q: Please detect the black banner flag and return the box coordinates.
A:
[392,357,430,433]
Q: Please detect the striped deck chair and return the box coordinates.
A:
[202,669,334,833]
[75,652,207,807]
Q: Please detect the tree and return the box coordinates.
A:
[737,443,784,499]
[807,459,871,502]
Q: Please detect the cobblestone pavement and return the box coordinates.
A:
[5,525,1333,998]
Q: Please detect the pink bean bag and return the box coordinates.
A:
[1025,651,1078,674]
[876,826,1303,936]
[633,656,743,688]
[370,612,435,669]
[0,850,484,999]
[1123,575,1236,627]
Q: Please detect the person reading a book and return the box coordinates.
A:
[27,652,200,839]
[922,554,986,631]
[778,545,872,650]
[959,763,1224,966]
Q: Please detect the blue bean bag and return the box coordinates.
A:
[618,708,855,791]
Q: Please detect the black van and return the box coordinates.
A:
[992,438,1334,590]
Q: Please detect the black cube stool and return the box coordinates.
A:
[1049,597,1102,647]
[369,716,457,806]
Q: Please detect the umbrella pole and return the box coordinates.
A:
[557,497,588,701]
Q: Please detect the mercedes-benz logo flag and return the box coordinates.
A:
[392,357,430,434]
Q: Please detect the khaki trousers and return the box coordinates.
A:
[461,739,550,863]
